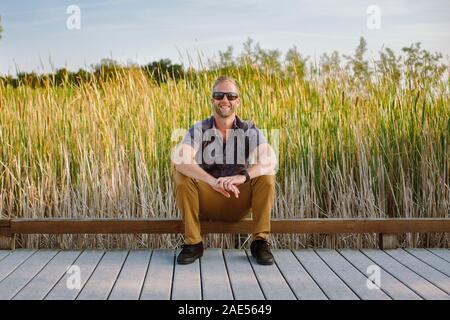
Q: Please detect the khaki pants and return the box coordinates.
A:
[174,171,276,245]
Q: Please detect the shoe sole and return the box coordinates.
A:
[176,253,203,265]
[255,258,274,265]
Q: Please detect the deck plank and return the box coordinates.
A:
[384,249,450,295]
[406,249,450,277]
[339,249,420,300]
[200,249,233,300]
[1,248,446,300]
[293,250,359,300]
[140,249,175,300]
[0,250,36,282]
[109,250,152,300]
[0,250,58,300]
[172,249,202,300]
[272,250,327,300]
[427,249,450,263]
[247,250,296,300]
[13,251,81,300]
[0,251,11,262]
[223,250,264,300]
[315,249,390,300]
[362,249,449,300]
[45,250,105,300]
[77,250,129,300]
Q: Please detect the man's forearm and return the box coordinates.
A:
[247,163,275,179]
[247,144,277,179]
[175,163,216,185]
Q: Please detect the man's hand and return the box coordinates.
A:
[207,175,245,198]
[207,178,234,198]
[216,175,246,198]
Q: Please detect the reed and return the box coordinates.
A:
[0,60,448,249]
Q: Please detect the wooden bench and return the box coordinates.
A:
[1,218,449,250]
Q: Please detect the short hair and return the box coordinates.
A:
[212,76,239,93]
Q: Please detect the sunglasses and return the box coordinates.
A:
[212,92,239,101]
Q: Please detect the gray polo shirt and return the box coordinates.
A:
[181,115,267,178]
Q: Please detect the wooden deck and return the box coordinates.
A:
[0,248,449,300]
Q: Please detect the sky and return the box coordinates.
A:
[0,0,449,76]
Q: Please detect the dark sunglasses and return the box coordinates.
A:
[212,92,239,101]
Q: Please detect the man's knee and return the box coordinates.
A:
[251,174,276,190]
[174,171,196,190]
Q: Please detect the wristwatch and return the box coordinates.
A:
[241,169,250,183]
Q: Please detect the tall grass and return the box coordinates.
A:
[0,63,448,249]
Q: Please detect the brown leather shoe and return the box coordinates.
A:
[250,239,274,265]
[177,242,204,264]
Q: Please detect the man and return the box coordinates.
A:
[172,76,277,265]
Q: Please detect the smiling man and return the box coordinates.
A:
[172,76,277,265]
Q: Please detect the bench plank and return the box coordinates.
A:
[247,250,296,300]
[140,249,175,300]
[0,250,57,300]
[45,250,104,300]
[8,218,450,234]
[339,249,420,300]
[406,248,450,277]
[384,249,450,295]
[172,249,201,300]
[201,249,233,300]
[223,250,264,300]
[293,250,359,300]
[362,249,449,300]
[315,249,390,300]
[77,250,128,300]
[14,251,81,300]
[109,250,152,300]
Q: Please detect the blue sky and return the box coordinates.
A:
[0,0,449,75]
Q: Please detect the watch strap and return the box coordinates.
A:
[241,170,250,183]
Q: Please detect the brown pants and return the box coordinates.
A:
[174,171,276,244]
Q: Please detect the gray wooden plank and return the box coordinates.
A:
[406,248,450,277]
[0,249,36,282]
[428,248,450,263]
[223,250,264,300]
[77,250,129,300]
[140,249,175,300]
[0,251,10,262]
[45,250,105,300]
[293,250,359,300]
[384,249,450,295]
[13,251,82,300]
[200,249,233,300]
[109,250,151,300]
[247,250,296,300]
[172,249,201,300]
[0,250,58,300]
[272,250,327,300]
[339,249,421,300]
[362,249,449,300]
[315,249,390,300]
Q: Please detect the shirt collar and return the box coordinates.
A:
[211,115,239,129]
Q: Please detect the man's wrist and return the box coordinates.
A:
[206,176,217,186]
[241,170,250,183]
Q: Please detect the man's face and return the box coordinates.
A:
[211,81,240,119]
